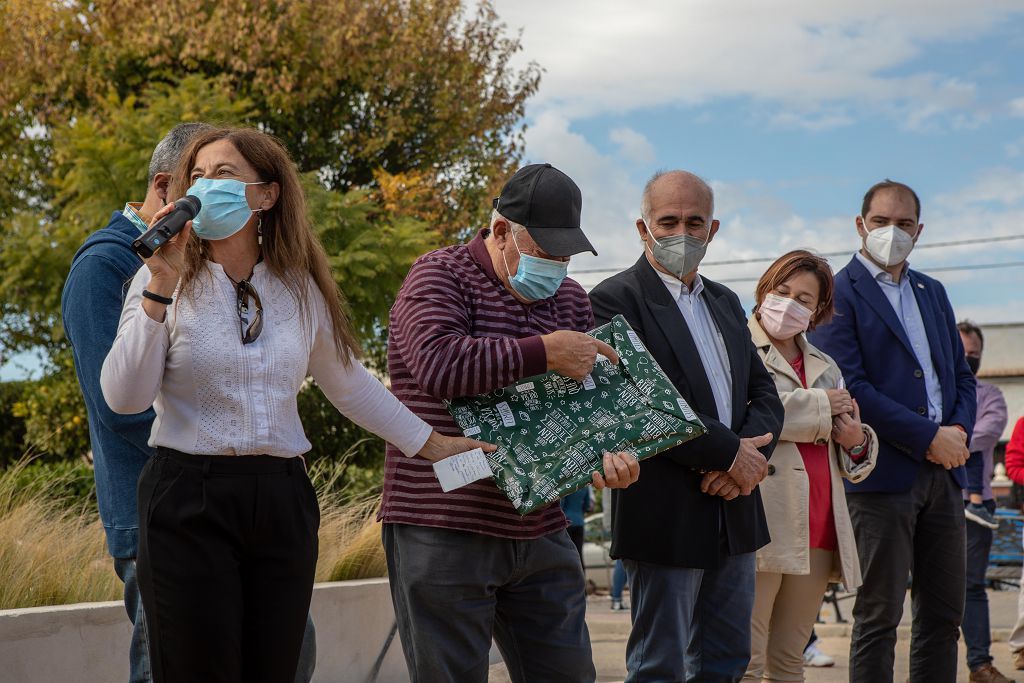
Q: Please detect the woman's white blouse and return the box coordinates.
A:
[100,261,431,458]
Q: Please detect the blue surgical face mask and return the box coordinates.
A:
[501,229,569,301]
[186,178,266,241]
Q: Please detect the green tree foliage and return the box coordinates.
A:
[0,380,29,467]
[12,350,90,460]
[0,0,539,467]
[297,381,388,497]
[1,0,538,238]
[1,76,252,356]
[303,177,441,360]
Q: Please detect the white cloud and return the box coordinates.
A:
[496,1,1024,320]
[769,109,855,131]
[953,298,1024,325]
[608,127,655,164]
[523,112,640,270]
[1006,136,1024,158]
[495,0,1023,127]
[560,160,1024,326]
[933,168,1024,208]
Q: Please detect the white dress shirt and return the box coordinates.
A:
[854,252,942,422]
[654,268,734,429]
[101,262,432,458]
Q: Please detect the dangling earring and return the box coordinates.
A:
[257,211,263,246]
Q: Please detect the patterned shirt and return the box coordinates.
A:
[379,230,595,538]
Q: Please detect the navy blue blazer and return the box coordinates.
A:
[808,255,976,493]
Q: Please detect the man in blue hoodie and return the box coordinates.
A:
[62,123,211,682]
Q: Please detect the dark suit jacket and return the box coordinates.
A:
[589,255,784,569]
[808,255,976,493]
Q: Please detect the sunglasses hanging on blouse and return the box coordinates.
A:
[226,272,264,345]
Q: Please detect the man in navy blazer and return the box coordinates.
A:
[809,180,976,683]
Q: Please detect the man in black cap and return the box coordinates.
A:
[380,163,640,682]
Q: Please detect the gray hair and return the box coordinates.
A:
[147,122,215,183]
[489,209,526,233]
[640,169,715,222]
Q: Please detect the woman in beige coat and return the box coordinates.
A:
[743,250,878,683]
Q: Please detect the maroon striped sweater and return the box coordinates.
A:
[379,230,595,538]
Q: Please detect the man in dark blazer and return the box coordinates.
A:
[590,170,784,682]
[809,180,976,683]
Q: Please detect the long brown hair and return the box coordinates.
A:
[169,127,361,362]
[753,250,835,330]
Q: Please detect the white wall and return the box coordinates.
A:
[0,579,409,683]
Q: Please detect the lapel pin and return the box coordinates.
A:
[917,283,924,289]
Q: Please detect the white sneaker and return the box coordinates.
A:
[803,643,835,667]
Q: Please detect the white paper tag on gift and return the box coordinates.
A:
[496,401,516,427]
[433,448,494,492]
[626,330,646,352]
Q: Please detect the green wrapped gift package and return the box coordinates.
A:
[446,314,707,515]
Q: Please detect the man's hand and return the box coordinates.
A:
[417,431,497,463]
[825,389,853,417]
[925,425,969,470]
[541,330,620,382]
[727,433,773,495]
[592,451,640,490]
[700,471,741,500]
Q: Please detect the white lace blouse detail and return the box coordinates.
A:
[100,261,430,458]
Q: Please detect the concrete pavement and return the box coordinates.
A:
[489,586,1024,682]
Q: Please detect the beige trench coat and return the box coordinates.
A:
[748,316,877,589]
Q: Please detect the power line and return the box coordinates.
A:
[648,260,1024,285]
[568,233,1024,276]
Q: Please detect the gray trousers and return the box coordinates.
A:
[624,552,756,683]
[383,523,595,683]
[846,462,966,683]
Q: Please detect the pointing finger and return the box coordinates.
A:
[594,339,620,365]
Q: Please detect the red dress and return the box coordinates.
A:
[789,354,838,552]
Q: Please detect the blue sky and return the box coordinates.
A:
[495,0,1024,320]
[2,1,1022,381]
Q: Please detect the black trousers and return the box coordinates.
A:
[567,524,585,567]
[846,462,966,683]
[137,449,320,683]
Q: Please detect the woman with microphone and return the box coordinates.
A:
[101,127,491,683]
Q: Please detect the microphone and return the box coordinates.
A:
[132,196,202,258]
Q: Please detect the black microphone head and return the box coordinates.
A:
[176,195,201,217]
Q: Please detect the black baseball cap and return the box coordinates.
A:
[492,163,597,257]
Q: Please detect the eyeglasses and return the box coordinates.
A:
[235,279,264,345]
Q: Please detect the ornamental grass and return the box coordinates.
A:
[0,453,388,611]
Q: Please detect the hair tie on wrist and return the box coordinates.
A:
[142,290,174,305]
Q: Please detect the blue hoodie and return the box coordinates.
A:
[61,211,155,558]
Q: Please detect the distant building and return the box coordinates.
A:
[978,322,1024,442]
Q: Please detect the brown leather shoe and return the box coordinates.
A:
[970,662,1016,683]
[1016,649,1024,671]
